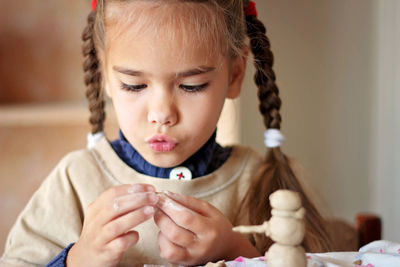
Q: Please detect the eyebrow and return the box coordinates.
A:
[112,65,216,78]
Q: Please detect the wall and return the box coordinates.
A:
[372,0,400,242]
[0,0,88,103]
[240,0,399,241]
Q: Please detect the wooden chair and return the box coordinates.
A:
[355,213,382,248]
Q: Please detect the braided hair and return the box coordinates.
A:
[241,10,331,252]
[82,10,105,134]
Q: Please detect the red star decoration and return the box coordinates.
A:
[177,173,185,180]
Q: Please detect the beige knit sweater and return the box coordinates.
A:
[0,136,263,267]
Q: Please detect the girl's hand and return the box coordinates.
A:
[66,184,159,267]
[154,191,260,265]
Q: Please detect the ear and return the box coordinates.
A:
[227,46,249,99]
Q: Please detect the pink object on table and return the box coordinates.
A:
[234,256,245,262]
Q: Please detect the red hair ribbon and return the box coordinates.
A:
[92,0,97,11]
[245,1,258,17]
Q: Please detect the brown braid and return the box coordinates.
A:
[239,14,332,253]
[82,11,106,134]
[246,15,281,129]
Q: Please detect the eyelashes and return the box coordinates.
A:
[179,83,209,92]
[120,82,209,93]
[120,83,147,92]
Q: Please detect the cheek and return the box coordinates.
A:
[181,93,225,130]
[112,93,146,130]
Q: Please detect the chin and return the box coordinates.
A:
[146,154,186,168]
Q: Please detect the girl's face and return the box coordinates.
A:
[102,3,246,168]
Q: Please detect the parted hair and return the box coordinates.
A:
[81,0,331,253]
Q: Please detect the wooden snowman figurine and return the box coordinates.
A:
[233,190,307,267]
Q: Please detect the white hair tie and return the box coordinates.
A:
[264,129,284,148]
[87,131,105,149]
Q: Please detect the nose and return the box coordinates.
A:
[147,90,178,127]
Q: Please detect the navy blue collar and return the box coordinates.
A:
[110,130,231,179]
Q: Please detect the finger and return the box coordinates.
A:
[86,184,156,219]
[105,230,139,258]
[102,184,156,203]
[163,191,218,217]
[156,193,206,233]
[102,206,155,243]
[113,192,158,214]
[154,208,197,248]
[158,231,189,264]
[99,191,159,225]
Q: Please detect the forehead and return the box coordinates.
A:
[104,1,228,63]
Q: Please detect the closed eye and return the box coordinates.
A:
[179,83,209,92]
[120,82,147,92]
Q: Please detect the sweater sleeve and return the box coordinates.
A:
[0,153,85,267]
[45,243,74,267]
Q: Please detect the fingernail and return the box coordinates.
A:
[163,190,177,197]
[146,185,156,192]
[144,206,154,215]
[113,193,148,212]
[161,197,185,211]
[148,193,159,204]
[113,200,120,211]
[163,190,181,200]
[156,194,166,208]
[128,184,144,194]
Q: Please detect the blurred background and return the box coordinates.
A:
[0,0,399,255]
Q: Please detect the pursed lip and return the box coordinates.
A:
[145,134,178,152]
[145,134,177,144]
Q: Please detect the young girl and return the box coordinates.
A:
[1,0,331,266]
